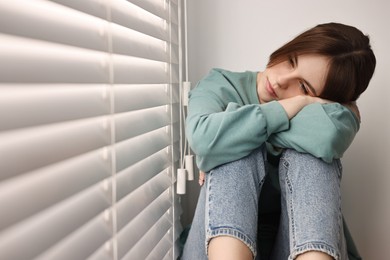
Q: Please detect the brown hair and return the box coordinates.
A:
[267,23,376,103]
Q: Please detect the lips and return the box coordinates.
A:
[266,78,277,99]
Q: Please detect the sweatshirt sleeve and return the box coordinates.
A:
[268,103,360,163]
[186,70,289,172]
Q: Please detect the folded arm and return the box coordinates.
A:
[268,102,360,163]
[186,97,289,172]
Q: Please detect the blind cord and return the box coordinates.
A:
[177,0,194,194]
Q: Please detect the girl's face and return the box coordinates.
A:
[257,54,329,103]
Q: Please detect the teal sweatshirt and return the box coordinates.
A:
[186,68,360,172]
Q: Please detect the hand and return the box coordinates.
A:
[307,96,332,105]
[198,171,205,186]
[278,95,332,119]
[343,101,361,122]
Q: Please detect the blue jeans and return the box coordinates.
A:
[181,146,348,259]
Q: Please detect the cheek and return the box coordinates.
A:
[280,88,302,99]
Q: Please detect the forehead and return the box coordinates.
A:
[297,54,329,94]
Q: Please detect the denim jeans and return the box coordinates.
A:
[181,146,348,260]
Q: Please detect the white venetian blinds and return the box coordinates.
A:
[0,0,182,259]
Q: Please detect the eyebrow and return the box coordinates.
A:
[294,56,318,96]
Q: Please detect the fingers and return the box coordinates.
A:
[198,171,205,186]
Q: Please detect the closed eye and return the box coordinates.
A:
[289,55,318,96]
[288,56,296,67]
[300,82,309,95]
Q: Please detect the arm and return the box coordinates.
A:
[268,102,360,162]
[197,101,358,185]
[186,70,289,172]
[278,95,330,119]
[187,99,288,172]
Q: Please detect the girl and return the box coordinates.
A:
[181,23,376,260]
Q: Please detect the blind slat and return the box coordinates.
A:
[86,245,113,260]
[115,127,171,172]
[0,0,109,52]
[0,117,110,180]
[147,208,175,260]
[112,55,169,84]
[115,106,171,142]
[117,170,171,229]
[147,232,174,260]
[117,192,172,258]
[111,0,168,41]
[114,84,169,113]
[122,216,172,260]
[0,85,110,131]
[116,149,170,201]
[0,34,110,84]
[0,148,110,231]
[36,211,112,260]
[127,0,168,21]
[111,24,169,62]
[0,183,111,260]
[50,0,107,20]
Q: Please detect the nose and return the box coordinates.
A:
[275,75,290,89]
[275,72,295,89]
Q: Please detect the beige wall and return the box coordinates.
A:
[183,0,390,258]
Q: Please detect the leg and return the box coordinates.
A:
[296,251,333,260]
[181,146,267,259]
[181,182,208,260]
[209,236,253,260]
[272,149,348,260]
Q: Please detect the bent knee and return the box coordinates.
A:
[280,149,342,179]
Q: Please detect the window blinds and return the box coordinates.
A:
[0,0,182,259]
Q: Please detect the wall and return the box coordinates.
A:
[182,0,390,259]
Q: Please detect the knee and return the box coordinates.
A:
[213,145,267,174]
[281,149,323,164]
[280,149,342,180]
[281,149,339,168]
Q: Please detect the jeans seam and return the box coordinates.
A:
[205,170,212,256]
[206,227,257,258]
[290,241,341,260]
[282,158,298,250]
